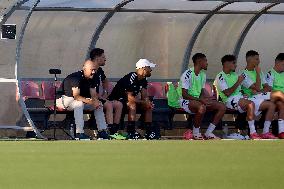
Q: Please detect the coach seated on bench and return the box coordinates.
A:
[108,59,158,140]
[56,60,109,140]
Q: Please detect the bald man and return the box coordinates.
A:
[56,60,109,140]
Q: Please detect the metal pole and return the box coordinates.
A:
[181,2,232,74]
[15,0,45,139]
[233,3,280,59]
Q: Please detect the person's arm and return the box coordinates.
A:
[241,72,258,94]
[90,87,102,109]
[254,66,262,92]
[263,71,273,92]
[221,74,244,97]
[102,79,109,97]
[72,87,92,104]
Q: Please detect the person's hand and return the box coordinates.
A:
[251,89,259,95]
[101,92,108,100]
[255,66,261,74]
[92,99,102,109]
[238,74,245,83]
[144,99,154,110]
[262,85,271,93]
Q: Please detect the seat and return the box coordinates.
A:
[20,81,41,100]
[147,82,165,99]
[41,81,62,100]
[21,81,49,129]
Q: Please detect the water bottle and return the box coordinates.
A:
[223,124,228,139]
[70,124,75,138]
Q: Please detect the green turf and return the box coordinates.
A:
[0,140,283,189]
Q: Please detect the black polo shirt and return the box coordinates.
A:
[108,72,148,102]
[62,71,100,98]
[93,67,106,93]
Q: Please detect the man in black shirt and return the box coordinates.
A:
[89,48,124,139]
[108,59,158,139]
[56,60,109,140]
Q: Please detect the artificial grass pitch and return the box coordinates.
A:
[0,140,283,189]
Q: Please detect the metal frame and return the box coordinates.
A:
[233,3,280,58]
[29,7,284,14]
[2,0,283,138]
[180,2,232,74]
[0,0,30,27]
[86,0,134,60]
[15,0,44,139]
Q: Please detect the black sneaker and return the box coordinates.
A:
[97,130,110,140]
[75,133,91,140]
[127,131,144,140]
[145,131,158,140]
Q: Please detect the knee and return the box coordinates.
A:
[197,105,206,114]
[269,102,276,111]
[277,101,284,110]
[113,101,123,111]
[246,101,255,110]
[219,103,227,112]
[73,100,84,108]
[104,102,113,111]
[128,102,136,110]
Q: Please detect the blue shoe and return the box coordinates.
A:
[75,133,91,140]
[98,130,110,140]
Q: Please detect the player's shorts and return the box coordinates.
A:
[226,95,245,113]
[226,95,262,116]
[179,99,193,114]
[252,92,271,101]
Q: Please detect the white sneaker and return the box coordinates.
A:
[204,133,221,140]
[226,133,245,140]
[193,133,204,140]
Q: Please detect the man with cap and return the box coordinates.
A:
[108,59,157,139]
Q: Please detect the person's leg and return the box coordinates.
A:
[270,91,284,103]
[127,101,136,134]
[103,101,114,124]
[204,101,226,138]
[138,101,158,139]
[113,100,123,124]
[258,101,276,137]
[93,105,109,139]
[67,100,84,134]
[93,106,107,131]
[188,100,206,139]
[276,101,284,138]
[238,98,260,139]
[109,101,123,136]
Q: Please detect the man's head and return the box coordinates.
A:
[83,60,99,79]
[246,50,260,67]
[136,59,156,78]
[221,54,237,72]
[90,48,106,66]
[275,53,284,72]
[192,53,208,70]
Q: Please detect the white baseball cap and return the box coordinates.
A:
[136,59,156,69]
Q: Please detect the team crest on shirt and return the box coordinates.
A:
[230,99,238,109]
[185,70,192,79]
[130,73,136,84]
[219,74,224,81]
